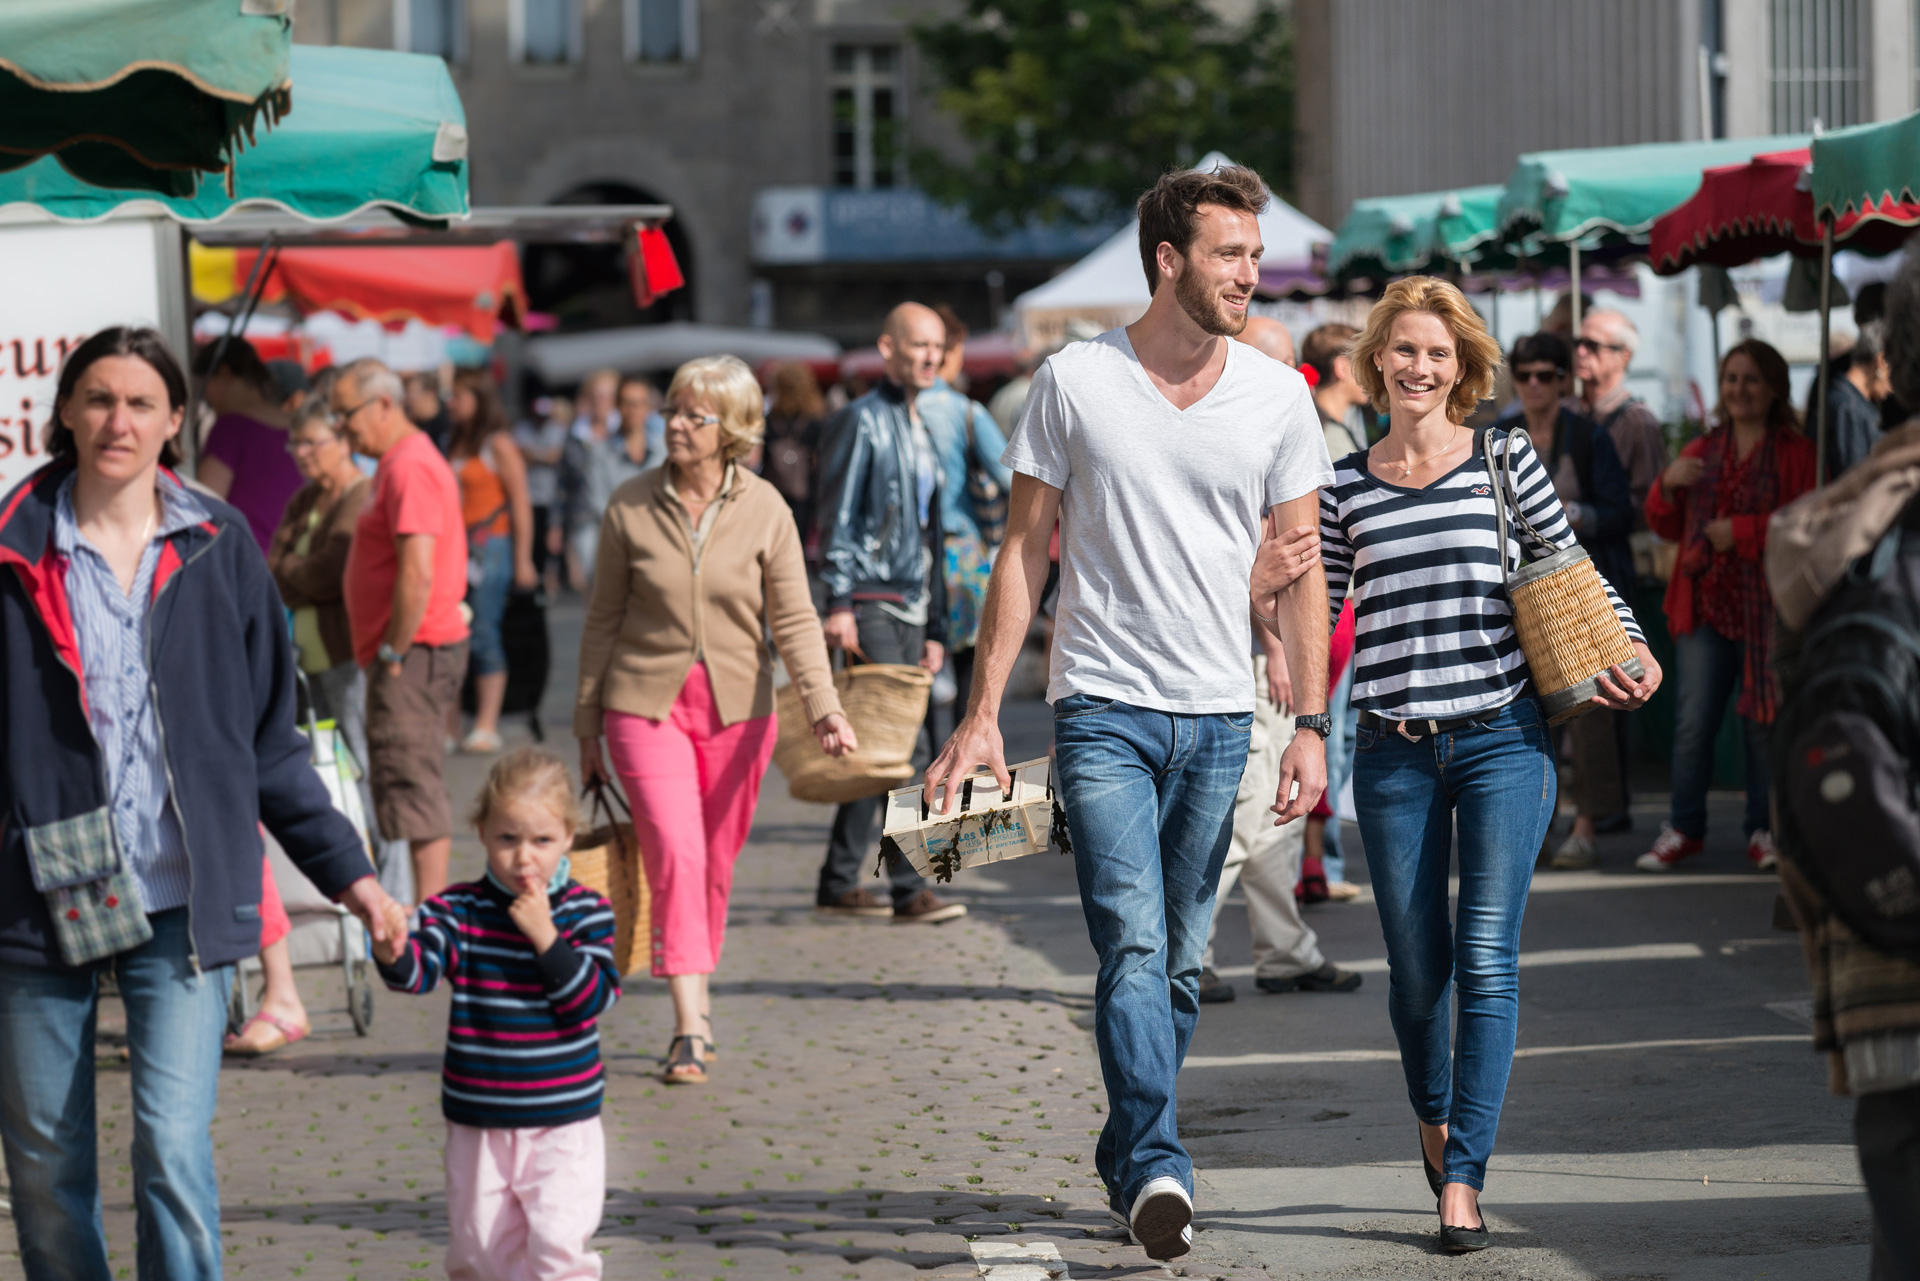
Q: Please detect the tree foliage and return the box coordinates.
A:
[911,0,1293,232]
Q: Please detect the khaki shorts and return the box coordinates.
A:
[366,642,469,844]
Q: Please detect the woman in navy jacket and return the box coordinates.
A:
[0,328,407,1281]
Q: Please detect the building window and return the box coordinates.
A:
[1768,0,1866,131]
[511,0,582,66]
[395,0,466,61]
[831,45,902,189]
[624,0,698,63]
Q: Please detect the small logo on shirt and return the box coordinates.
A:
[1469,484,1492,496]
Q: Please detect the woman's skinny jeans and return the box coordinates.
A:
[1353,695,1556,1190]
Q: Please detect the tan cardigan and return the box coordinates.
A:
[574,465,843,737]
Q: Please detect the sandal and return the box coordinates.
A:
[661,1034,709,1085]
[460,728,503,755]
[224,1010,310,1057]
[702,1013,719,1063]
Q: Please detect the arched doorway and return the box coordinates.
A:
[522,181,696,330]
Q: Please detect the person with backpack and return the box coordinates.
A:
[1641,339,1815,873]
[1767,251,1920,1281]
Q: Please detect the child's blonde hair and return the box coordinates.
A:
[469,747,582,835]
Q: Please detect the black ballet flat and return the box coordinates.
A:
[1418,1129,1443,1199]
[1439,1219,1490,1253]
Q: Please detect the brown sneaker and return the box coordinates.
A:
[816,888,894,917]
[892,890,968,924]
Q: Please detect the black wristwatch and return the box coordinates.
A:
[1294,713,1333,740]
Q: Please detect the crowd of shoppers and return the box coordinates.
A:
[7,149,1915,1278]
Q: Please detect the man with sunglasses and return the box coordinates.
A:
[1574,310,1670,526]
[1510,332,1638,870]
[336,358,471,905]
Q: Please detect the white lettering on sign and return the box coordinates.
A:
[0,221,164,496]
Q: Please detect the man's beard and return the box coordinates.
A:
[1174,262,1246,337]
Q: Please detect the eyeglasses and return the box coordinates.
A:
[1513,367,1565,384]
[335,396,378,424]
[666,409,721,428]
[1574,337,1628,355]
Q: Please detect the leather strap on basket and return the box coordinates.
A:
[583,777,631,830]
[1480,426,1562,592]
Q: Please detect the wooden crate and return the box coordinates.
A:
[881,758,1057,882]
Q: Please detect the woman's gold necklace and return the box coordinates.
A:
[1391,425,1466,478]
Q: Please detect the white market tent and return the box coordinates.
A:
[1013,152,1330,347]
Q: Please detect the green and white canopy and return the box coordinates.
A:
[1327,185,1505,283]
[0,45,469,225]
[0,0,294,193]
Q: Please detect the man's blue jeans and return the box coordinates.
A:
[1669,624,1771,840]
[1052,694,1250,1211]
[1352,696,1555,1190]
[0,909,233,1281]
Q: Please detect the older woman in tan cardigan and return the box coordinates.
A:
[578,355,853,1084]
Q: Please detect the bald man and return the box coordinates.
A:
[1235,314,1296,366]
[813,302,967,925]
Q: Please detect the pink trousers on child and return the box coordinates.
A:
[444,1117,605,1281]
[604,661,778,977]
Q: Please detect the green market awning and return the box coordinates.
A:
[1497,134,1810,253]
[0,0,293,194]
[1811,110,1920,235]
[0,45,468,226]
[1328,185,1504,283]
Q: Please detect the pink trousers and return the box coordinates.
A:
[444,1118,605,1281]
[605,662,778,977]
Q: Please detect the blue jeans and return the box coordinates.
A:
[0,909,233,1281]
[1322,662,1358,882]
[1669,624,1771,840]
[1353,696,1555,1191]
[466,535,513,677]
[1052,694,1250,1211]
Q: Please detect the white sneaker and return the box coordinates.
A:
[1550,832,1596,870]
[1128,1176,1193,1260]
[1748,829,1779,871]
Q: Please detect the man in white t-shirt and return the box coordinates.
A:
[924,164,1333,1261]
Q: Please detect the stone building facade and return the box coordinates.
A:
[294,0,1106,342]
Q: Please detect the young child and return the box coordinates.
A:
[373,747,620,1281]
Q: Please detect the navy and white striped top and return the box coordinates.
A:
[380,879,620,1128]
[1320,429,1643,721]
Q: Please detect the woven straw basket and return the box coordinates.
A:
[773,662,933,804]
[1485,428,1643,725]
[570,782,651,977]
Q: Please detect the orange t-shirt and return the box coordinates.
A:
[345,429,470,667]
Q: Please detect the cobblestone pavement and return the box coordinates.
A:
[8,604,1868,1280]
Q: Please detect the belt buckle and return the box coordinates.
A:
[1397,720,1423,743]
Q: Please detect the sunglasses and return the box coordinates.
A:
[1513,367,1565,384]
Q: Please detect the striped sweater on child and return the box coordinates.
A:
[378,879,620,1128]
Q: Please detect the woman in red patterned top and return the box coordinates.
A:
[1641,339,1815,873]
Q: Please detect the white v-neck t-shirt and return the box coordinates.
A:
[1002,327,1332,713]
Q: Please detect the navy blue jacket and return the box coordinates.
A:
[0,462,372,970]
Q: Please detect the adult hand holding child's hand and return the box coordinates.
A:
[370,898,412,965]
[509,875,561,955]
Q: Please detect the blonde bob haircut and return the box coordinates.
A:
[667,354,765,462]
[1349,276,1503,424]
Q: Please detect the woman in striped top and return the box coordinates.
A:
[1309,278,1660,1251]
[376,748,620,1280]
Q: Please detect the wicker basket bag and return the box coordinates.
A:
[773,659,934,803]
[1484,427,1643,725]
[569,781,651,977]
